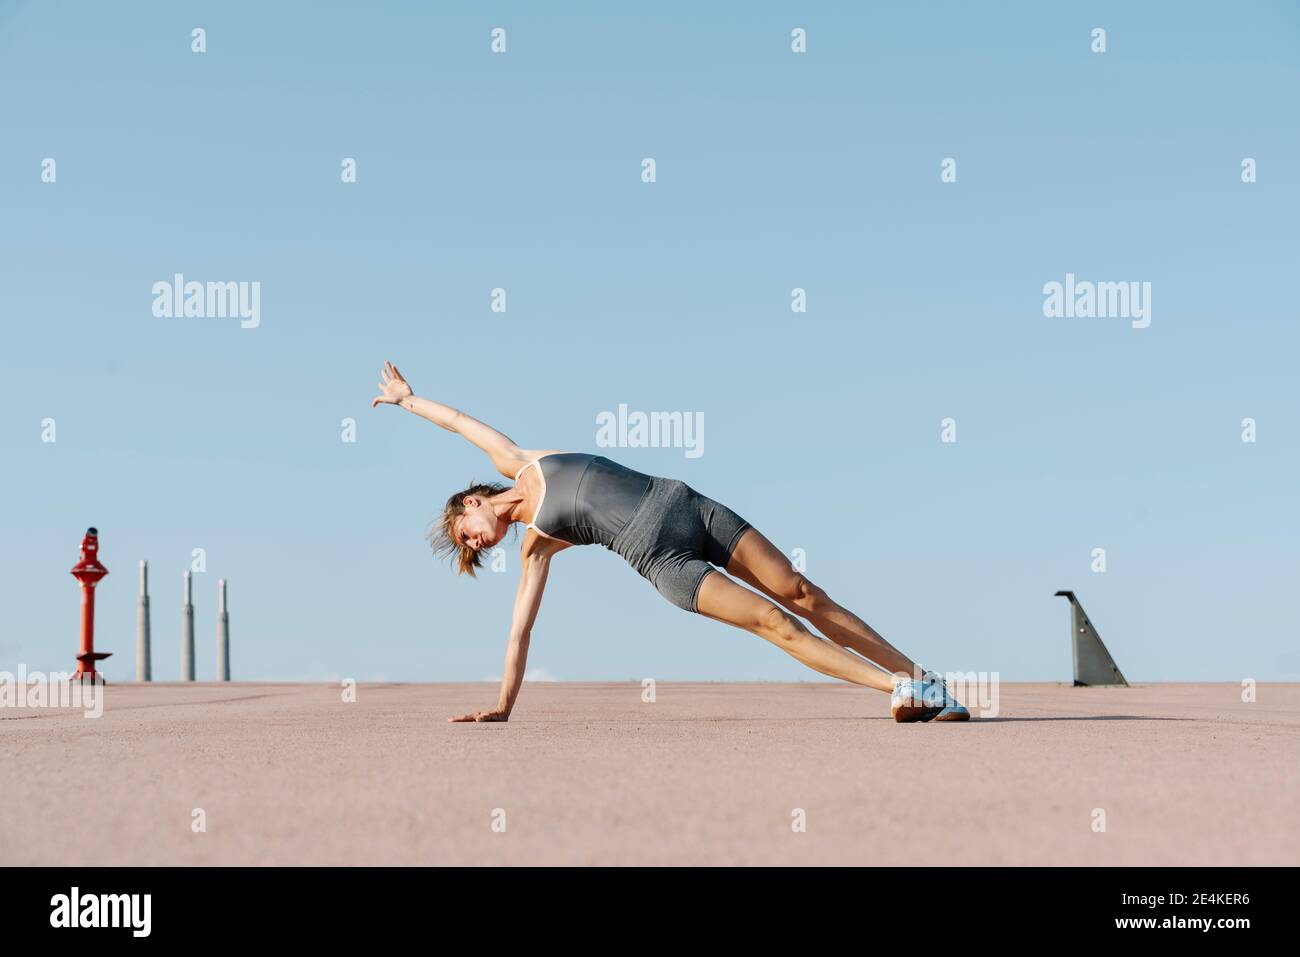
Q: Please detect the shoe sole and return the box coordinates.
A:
[930,708,971,722]
[892,704,942,723]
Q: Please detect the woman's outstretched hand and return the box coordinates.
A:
[371,360,414,408]
[448,709,509,723]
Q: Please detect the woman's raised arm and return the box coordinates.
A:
[371,360,530,479]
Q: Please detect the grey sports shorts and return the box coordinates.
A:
[608,477,752,613]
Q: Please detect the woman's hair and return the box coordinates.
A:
[428,481,510,577]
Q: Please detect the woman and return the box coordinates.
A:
[371,361,969,724]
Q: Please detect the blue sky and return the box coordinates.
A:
[1,1,1297,685]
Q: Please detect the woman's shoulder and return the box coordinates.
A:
[511,450,569,479]
[519,449,568,461]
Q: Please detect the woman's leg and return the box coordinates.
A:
[694,568,896,693]
[723,528,921,681]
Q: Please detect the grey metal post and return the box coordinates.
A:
[1054,590,1128,686]
[136,560,151,682]
[182,571,195,681]
[217,578,230,682]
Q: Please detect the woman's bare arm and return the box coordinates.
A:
[370,361,540,479]
[449,534,569,722]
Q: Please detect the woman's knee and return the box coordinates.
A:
[758,603,806,643]
[778,573,829,614]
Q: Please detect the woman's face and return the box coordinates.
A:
[455,496,506,552]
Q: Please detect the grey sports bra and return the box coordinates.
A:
[517,453,652,547]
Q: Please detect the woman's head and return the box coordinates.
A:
[429,481,511,576]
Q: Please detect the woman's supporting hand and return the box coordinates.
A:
[371,360,414,408]
[448,709,510,723]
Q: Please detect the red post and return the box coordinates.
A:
[70,527,111,682]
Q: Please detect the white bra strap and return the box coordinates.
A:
[514,456,562,541]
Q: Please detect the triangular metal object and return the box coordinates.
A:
[1054,591,1129,687]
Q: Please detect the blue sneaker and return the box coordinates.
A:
[919,671,971,722]
[890,675,943,723]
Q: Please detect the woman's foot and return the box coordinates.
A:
[890,671,971,722]
[921,671,971,721]
[890,675,943,722]
[929,700,971,721]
